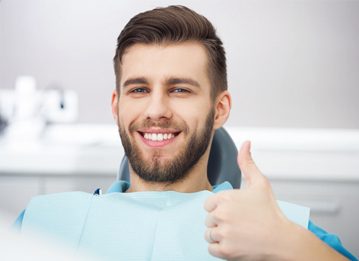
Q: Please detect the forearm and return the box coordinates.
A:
[275,222,348,261]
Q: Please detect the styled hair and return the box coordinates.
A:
[113,5,227,100]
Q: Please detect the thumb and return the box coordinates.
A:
[237,141,263,188]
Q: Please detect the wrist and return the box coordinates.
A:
[272,220,347,261]
[265,218,298,260]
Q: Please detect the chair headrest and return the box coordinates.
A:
[207,128,241,188]
[117,127,241,188]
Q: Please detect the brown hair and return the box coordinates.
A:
[113,5,227,100]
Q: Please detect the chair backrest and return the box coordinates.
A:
[117,127,241,188]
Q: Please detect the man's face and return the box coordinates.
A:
[113,42,215,183]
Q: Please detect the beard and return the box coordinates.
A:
[117,108,215,184]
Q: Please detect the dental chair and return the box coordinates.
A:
[117,127,241,188]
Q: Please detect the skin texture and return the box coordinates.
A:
[111,41,348,260]
[117,99,215,184]
[111,41,231,192]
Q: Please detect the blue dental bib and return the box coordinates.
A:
[21,182,309,261]
[22,190,221,260]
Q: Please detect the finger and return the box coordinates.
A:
[204,227,221,243]
[204,194,219,212]
[204,229,215,244]
[237,140,263,187]
[205,213,218,228]
[208,242,225,259]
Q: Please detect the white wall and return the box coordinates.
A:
[1,0,358,128]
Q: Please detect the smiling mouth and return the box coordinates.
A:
[138,131,181,142]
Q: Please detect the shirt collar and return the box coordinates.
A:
[107,180,233,193]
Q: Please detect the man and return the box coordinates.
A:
[16,5,356,260]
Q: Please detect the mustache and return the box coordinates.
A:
[129,118,189,134]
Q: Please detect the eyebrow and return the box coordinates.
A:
[167,77,200,88]
[122,77,148,88]
[122,77,201,89]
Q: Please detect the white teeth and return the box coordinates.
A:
[151,133,157,141]
[143,133,175,141]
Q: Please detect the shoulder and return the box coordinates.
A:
[15,191,93,229]
[26,191,93,212]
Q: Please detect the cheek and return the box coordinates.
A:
[117,99,144,128]
[171,99,212,131]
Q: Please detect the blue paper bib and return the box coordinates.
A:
[22,190,221,260]
[21,188,309,260]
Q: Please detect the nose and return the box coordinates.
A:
[144,91,172,120]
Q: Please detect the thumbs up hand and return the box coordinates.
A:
[204,141,349,261]
[204,141,291,260]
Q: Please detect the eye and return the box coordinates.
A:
[130,87,149,93]
[170,88,190,94]
[126,87,150,98]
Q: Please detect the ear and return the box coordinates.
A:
[213,90,231,129]
[111,89,119,121]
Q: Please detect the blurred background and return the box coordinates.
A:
[0,0,358,257]
[1,0,358,127]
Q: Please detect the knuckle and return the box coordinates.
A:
[209,245,226,258]
[204,195,215,208]
[212,206,230,222]
[208,245,221,258]
[205,214,216,227]
[219,243,234,258]
[213,226,225,241]
[210,224,232,243]
[247,158,255,167]
[211,209,223,222]
[257,174,271,189]
[217,191,232,202]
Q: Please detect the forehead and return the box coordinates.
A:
[120,41,210,86]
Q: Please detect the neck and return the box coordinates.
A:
[127,153,212,193]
